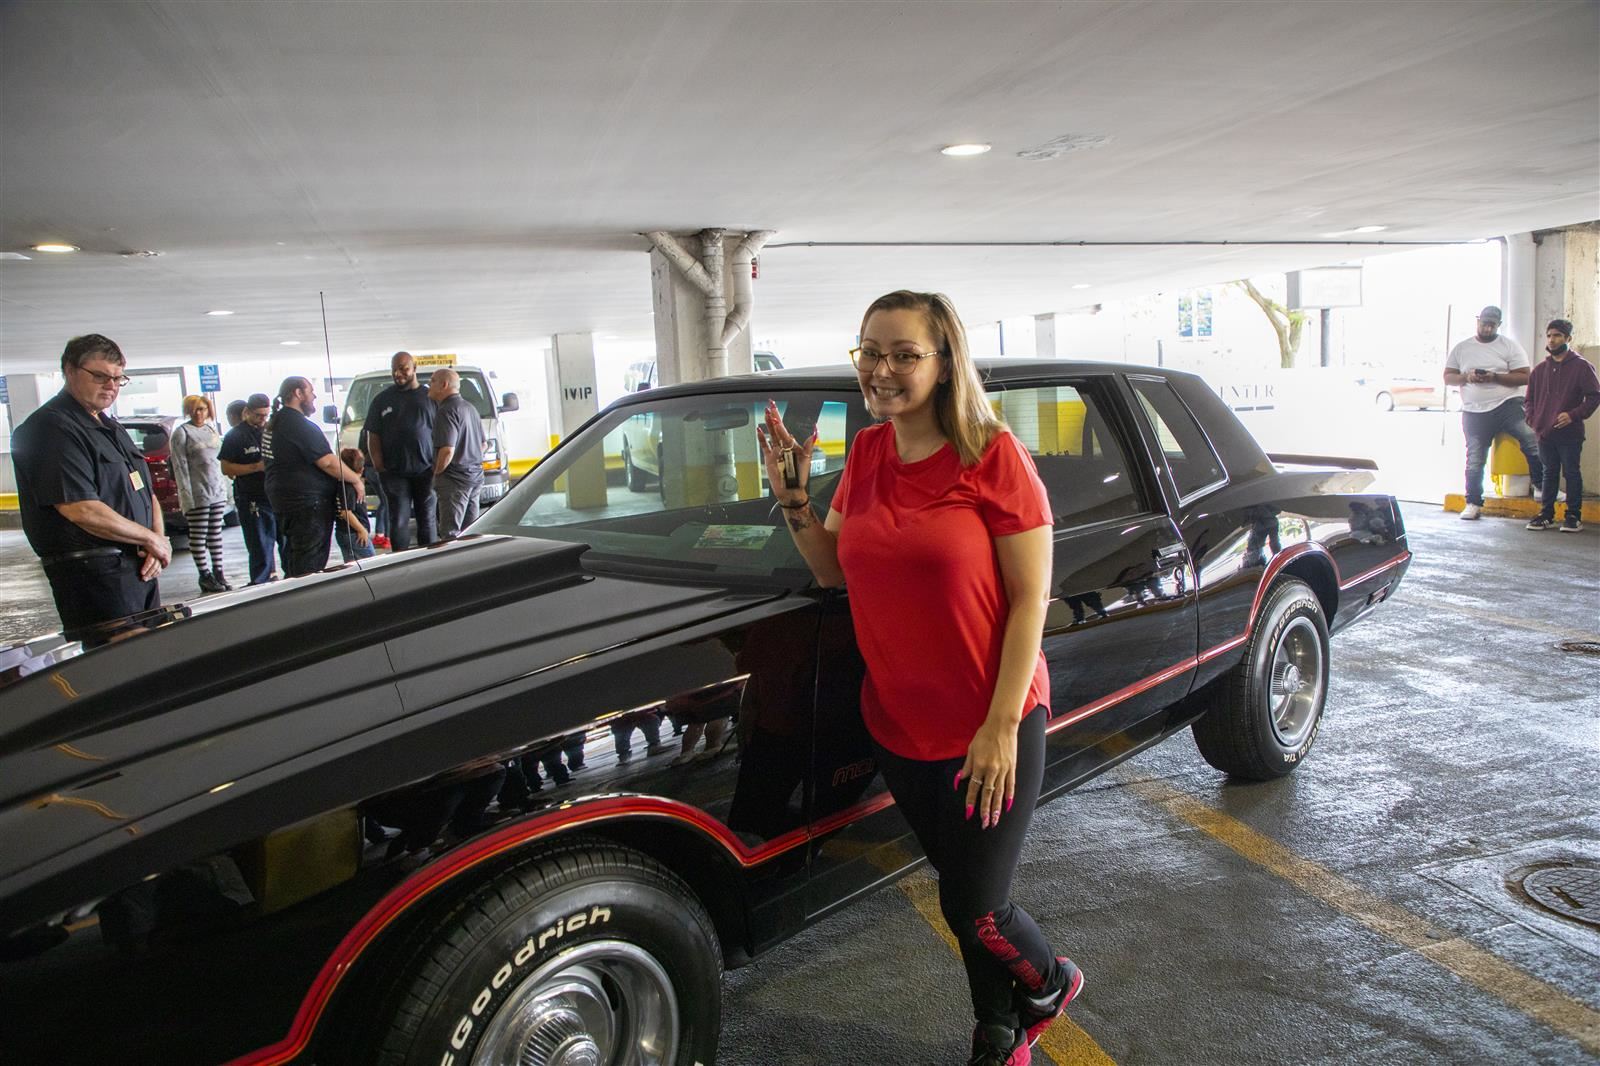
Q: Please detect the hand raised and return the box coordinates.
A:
[756,399,817,502]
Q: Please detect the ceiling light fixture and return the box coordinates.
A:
[940,143,991,157]
[32,243,78,253]
[280,340,301,346]
[1071,283,1092,290]
[205,310,234,316]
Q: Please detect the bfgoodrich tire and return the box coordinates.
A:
[1191,577,1329,780]
[372,840,721,1066]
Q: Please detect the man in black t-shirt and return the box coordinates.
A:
[220,392,279,584]
[262,377,364,577]
[11,334,170,632]
[365,351,437,549]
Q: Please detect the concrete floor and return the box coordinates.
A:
[1,505,1596,1064]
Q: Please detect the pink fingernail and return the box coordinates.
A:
[953,771,963,791]
[965,804,974,820]
[1005,796,1014,813]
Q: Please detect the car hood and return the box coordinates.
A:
[0,535,771,805]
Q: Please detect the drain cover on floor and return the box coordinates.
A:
[1515,863,1600,928]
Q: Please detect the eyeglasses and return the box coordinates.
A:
[848,347,941,375]
[72,366,132,388]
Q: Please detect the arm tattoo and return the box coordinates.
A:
[785,504,816,533]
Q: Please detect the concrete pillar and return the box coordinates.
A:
[539,346,559,454]
[1502,232,1538,352]
[549,333,605,509]
[1034,314,1057,359]
[1,373,60,493]
[650,234,755,388]
[1533,222,1600,497]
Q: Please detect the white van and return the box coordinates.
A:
[338,360,520,507]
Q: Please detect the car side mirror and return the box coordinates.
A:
[499,391,520,412]
[323,404,339,424]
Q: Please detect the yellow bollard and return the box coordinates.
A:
[1489,433,1530,497]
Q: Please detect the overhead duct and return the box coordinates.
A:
[723,230,775,346]
[645,227,774,379]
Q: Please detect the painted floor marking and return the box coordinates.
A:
[1125,777,1600,1056]
[898,872,1117,1066]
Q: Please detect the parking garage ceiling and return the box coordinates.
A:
[1,0,1596,372]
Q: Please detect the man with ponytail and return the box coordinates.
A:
[261,377,364,576]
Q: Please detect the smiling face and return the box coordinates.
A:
[392,352,417,389]
[856,307,947,422]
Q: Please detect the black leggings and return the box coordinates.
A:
[873,706,1064,1028]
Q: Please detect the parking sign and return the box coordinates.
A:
[199,364,221,392]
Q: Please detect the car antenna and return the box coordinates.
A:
[319,291,358,558]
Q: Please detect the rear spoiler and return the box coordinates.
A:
[1267,453,1379,471]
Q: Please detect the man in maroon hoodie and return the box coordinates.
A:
[1524,318,1599,532]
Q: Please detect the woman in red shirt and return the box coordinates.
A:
[760,291,1083,1066]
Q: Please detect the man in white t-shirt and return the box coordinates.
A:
[1443,305,1544,520]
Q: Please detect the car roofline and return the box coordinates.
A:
[611,359,1203,407]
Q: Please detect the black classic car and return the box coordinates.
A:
[0,362,1410,1066]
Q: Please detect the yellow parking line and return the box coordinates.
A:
[1126,777,1600,1056]
[898,872,1117,1066]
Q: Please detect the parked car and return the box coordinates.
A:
[0,361,1410,1066]
[620,352,786,489]
[1360,374,1461,411]
[119,415,237,541]
[624,350,783,394]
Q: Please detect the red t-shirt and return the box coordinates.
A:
[832,423,1052,760]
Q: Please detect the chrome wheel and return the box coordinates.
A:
[1268,616,1323,748]
[471,941,679,1066]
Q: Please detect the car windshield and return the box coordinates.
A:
[343,370,495,424]
[475,388,865,581]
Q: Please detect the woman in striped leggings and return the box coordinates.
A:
[170,394,232,592]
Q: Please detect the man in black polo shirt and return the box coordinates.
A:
[11,334,171,632]
[219,392,278,584]
[262,377,364,577]
[365,350,437,549]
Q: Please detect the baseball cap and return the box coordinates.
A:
[1477,305,1502,323]
[246,392,271,408]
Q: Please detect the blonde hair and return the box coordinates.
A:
[859,290,1003,466]
[182,394,212,420]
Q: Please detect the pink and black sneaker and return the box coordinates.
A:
[967,1022,1031,1066]
[1019,956,1084,1047]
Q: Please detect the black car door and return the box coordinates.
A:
[997,377,1199,794]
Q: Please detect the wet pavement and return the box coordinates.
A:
[0,504,1595,1064]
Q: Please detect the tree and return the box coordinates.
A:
[1235,279,1306,369]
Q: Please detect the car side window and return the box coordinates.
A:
[1128,377,1225,499]
[993,384,1147,529]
